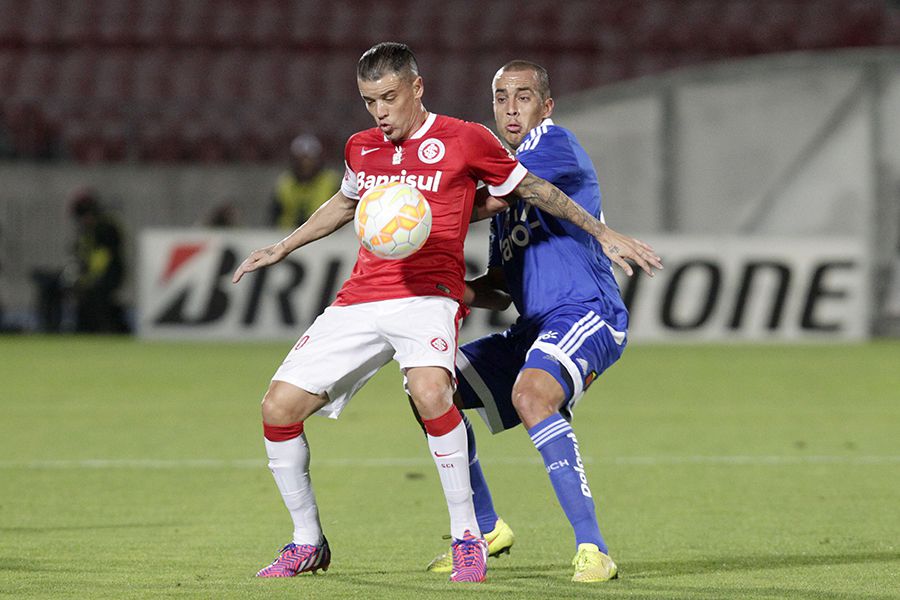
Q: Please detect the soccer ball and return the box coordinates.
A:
[354,182,432,259]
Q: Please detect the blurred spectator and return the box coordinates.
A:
[203,198,241,228]
[68,187,129,333]
[31,267,66,333]
[0,223,20,332]
[269,134,340,229]
[0,110,14,158]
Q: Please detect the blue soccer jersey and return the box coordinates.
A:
[489,119,627,330]
[457,119,630,432]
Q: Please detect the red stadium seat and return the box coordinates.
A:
[3,0,899,163]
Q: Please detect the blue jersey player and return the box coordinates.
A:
[423,60,662,583]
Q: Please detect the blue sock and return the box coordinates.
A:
[462,413,499,534]
[528,413,607,552]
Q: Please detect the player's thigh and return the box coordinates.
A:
[272,303,394,419]
[378,296,463,375]
[262,379,330,424]
[524,306,626,420]
[455,330,529,433]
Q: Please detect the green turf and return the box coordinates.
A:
[1,337,898,599]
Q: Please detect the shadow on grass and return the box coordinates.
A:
[330,550,900,599]
[0,558,81,573]
[0,522,183,534]
[622,549,900,579]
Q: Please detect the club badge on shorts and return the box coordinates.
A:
[430,337,450,352]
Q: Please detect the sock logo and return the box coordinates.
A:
[546,459,570,472]
[567,432,593,498]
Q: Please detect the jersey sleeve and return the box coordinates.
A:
[340,137,361,200]
[462,123,528,197]
[340,162,359,200]
[517,128,581,190]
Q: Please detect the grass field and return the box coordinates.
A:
[1,336,899,599]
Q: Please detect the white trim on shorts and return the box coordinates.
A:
[455,349,505,433]
[528,316,625,417]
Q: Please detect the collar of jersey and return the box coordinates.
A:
[517,118,555,154]
[383,112,437,143]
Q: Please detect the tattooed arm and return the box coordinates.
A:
[512,172,663,277]
[233,190,356,283]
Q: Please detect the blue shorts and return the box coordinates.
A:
[456,304,627,433]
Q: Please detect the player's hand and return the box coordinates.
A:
[596,226,663,277]
[232,241,289,283]
[463,282,512,311]
[471,195,510,222]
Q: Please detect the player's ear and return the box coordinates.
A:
[412,76,424,100]
[542,97,555,118]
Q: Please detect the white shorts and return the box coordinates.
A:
[272,296,463,419]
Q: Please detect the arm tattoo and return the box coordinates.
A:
[515,174,605,238]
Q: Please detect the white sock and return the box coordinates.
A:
[427,421,481,540]
[264,434,323,546]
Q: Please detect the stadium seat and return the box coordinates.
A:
[4,0,899,163]
[132,52,169,100]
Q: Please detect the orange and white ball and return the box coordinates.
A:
[354,182,432,259]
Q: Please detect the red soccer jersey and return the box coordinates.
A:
[335,113,527,306]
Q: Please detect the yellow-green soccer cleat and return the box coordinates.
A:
[571,543,618,583]
[426,518,515,573]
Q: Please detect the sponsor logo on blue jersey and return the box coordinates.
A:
[499,203,542,261]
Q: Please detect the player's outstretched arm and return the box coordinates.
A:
[471,187,511,222]
[232,191,357,283]
[463,267,511,311]
[512,173,663,277]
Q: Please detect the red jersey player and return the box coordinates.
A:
[336,111,526,305]
[232,42,658,584]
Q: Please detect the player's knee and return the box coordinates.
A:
[260,390,292,424]
[407,378,453,418]
[511,386,535,419]
[261,383,323,424]
[511,384,557,428]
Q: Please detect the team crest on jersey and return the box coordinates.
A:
[417,138,445,164]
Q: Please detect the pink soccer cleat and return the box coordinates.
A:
[449,530,487,583]
[255,538,331,578]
